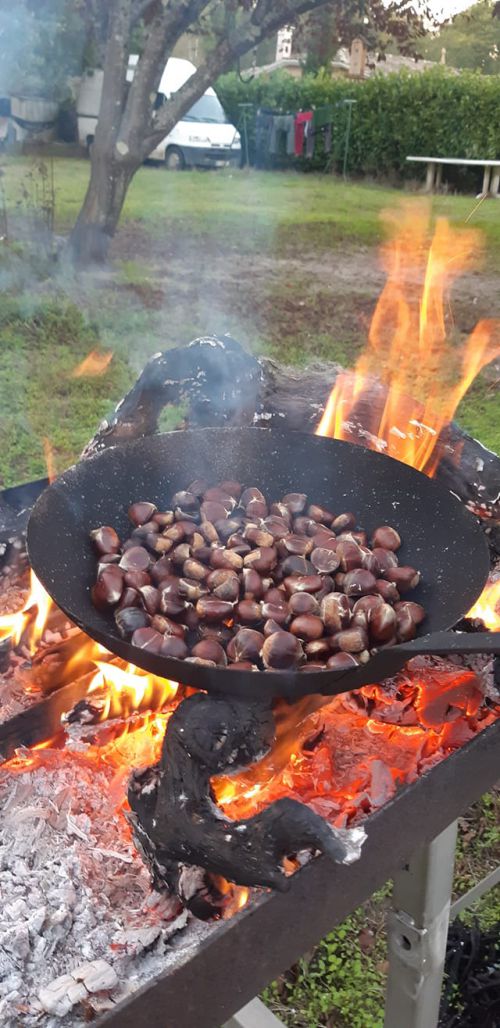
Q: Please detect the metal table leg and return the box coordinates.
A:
[384,821,458,1028]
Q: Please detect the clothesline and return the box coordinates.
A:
[254,105,335,163]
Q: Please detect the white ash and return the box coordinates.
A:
[0,749,215,1027]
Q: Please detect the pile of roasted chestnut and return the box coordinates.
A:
[90,481,425,672]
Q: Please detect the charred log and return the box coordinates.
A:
[127,692,363,918]
[83,336,500,519]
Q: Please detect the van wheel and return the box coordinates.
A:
[165,146,185,171]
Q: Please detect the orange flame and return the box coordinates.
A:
[0,570,53,651]
[87,660,178,721]
[467,577,500,630]
[72,349,113,378]
[316,207,500,474]
[42,437,56,483]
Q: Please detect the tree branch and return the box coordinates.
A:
[142,0,322,153]
[122,0,214,150]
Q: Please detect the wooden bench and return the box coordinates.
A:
[406,155,500,196]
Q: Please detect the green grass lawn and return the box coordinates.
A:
[4,155,500,252]
[0,155,498,1028]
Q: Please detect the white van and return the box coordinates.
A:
[77,56,241,170]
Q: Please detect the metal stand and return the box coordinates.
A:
[224,998,285,1028]
[384,821,458,1028]
[226,820,499,1028]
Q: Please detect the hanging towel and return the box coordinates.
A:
[294,111,313,156]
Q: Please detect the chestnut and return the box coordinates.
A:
[305,639,331,660]
[375,579,400,604]
[307,504,333,524]
[152,511,174,528]
[242,568,264,599]
[352,595,384,615]
[288,592,319,616]
[227,629,264,663]
[183,558,209,582]
[187,479,208,497]
[195,597,234,622]
[171,543,191,566]
[159,585,187,618]
[139,585,160,615]
[199,520,219,544]
[281,556,313,577]
[371,525,401,551]
[261,631,304,669]
[117,586,140,611]
[191,640,227,666]
[343,569,377,598]
[396,608,417,642]
[281,493,307,515]
[246,498,268,519]
[151,614,185,638]
[386,566,421,593]
[284,575,323,594]
[237,600,262,623]
[131,627,163,652]
[128,502,157,527]
[114,606,149,638]
[177,578,207,602]
[210,548,243,572]
[90,525,120,555]
[282,534,313,557]
[91,566,124,609]
[201,500,230,523]
[327,652,358,669]
[336,540,363,572]
[394,601,426,625]
[240,487,265,507]
[260,602,289,625]
[369,603,397,643]
[332,512,356,533]
[243,547,277,573]
[310,547,340,574]
[244,526,274,548]
[290,615,324,641]
[263,619,284,637]
[333,627,368,653]
[320,593,351,632]
[160,636,188,659]
[119,546,150,573]
[262,516,290,539]
[371,547,398,573]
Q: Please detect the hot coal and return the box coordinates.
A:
[90,482,425,673]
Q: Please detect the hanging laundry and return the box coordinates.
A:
[270,114,296,156]
[255,109,275,166]
[294,111,313,157]
[310,105,335,157]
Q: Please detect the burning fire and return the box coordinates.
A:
[467,577,500,630]
[87,660,177,720]
[71,349,113,378]
[317,207,500,474]
[0,570,53,652]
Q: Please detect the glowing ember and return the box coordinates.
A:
[71,349,113,377]
[467,577,500,630]
[0,570,53,651]
[316,207,500,474]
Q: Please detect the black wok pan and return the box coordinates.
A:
[27,428,500,701]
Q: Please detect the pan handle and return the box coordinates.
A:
[398,630,500,658]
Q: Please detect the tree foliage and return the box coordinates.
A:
[422,0,500,74]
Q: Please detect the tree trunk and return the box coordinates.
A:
[68,150,138,264]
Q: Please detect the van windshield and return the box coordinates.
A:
[181,94,228,124]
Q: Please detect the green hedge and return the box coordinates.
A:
[217,67,500,180]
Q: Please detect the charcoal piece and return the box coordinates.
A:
[127,692,355,918]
